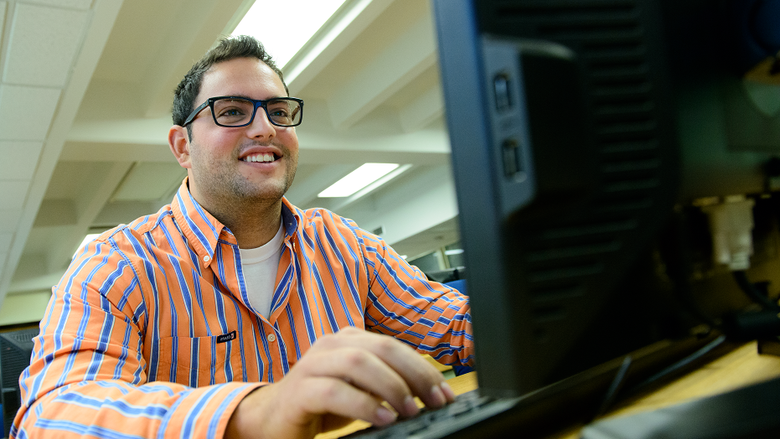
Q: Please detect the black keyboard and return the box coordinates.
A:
[342,390,519,438]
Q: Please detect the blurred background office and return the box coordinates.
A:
[0,0,467,327]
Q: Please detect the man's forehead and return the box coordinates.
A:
[199,57,285,98]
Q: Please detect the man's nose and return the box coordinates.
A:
[245,106,276,138]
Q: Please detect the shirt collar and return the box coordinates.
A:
[281,197,301,239]
[172,178,303,259]
[171,177,231,262]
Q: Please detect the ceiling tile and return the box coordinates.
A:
[21,0,92,10]
[0,141,43,180]
[3,3,89,87]
[0,210,21,233]
[0,232,12,254]
[0,3,6,40]
[0,181,32,211]
[0,85,61,141]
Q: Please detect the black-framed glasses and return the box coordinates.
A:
[182,96,304,127]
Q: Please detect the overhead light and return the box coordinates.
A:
[319,163,400,198]
[444,249,464,256]
[232,0,348,68]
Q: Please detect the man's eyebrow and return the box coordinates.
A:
[217,94,253,100]
[218,94,289,101]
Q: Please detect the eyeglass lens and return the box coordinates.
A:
[212,98,301,127]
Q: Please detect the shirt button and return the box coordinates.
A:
[267,334,276,342]
[203,255,210,263]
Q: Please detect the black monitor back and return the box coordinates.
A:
[434,0,780,399]
[0,328,37,438]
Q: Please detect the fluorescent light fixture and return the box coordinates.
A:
[444,249,464,256]
[232,0,348,68]
[73,233,101,258]
[319,163,400,198]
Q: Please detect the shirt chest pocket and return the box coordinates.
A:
[156,333,243,387]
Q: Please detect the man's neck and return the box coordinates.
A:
[198,196,284,249]
[228,200,284,249]
[185,178,286,248]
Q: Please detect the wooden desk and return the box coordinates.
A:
[319,341,780,438]
[601,342,780,416]
[546,341,780,438]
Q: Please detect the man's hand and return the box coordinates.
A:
[225,327,456,439]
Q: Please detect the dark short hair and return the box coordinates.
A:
[172,35,289,127]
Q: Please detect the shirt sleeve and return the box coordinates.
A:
[358,230,474,368]
[12,238,261,439]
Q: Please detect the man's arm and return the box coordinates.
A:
[14,240,261,439]
[17,238,454,439]
[226,327,455,439]
[357,231,474,368]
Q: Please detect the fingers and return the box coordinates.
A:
[226,379,392,439]
[229,329,458,439]
[303,377,399,426]
[296,346,421,417]
[306,328,455,412]
[359,333,456,409]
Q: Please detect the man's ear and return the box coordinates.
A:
[169,125,192,169]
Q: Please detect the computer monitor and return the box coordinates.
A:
[434,0,780,410]
[0,328,37,438]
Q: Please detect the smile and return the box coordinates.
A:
[241,153,278,163]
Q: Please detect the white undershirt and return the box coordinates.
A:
[239,222,285,318]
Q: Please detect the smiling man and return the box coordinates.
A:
[13,36,473,439]
[170,55,301,251]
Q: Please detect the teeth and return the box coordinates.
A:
[243,153,276,162]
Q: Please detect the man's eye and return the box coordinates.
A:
[221,108,244,117]
[269,109,290,117]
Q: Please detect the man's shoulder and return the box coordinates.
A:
[282,201,374,248]
[91,204,175,251]
[292,204,360,231]
[63,207,177,305]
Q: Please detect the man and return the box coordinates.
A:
[14,35,473,439]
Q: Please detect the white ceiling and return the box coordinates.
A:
[0,0,461,324]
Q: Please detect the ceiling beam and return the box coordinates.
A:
[8,265,64,296]
[93,200,165,228]
[297,127,450,154]
[60,124,452,164]
[326,12,437,130]
[67,116,173,145]
[60,141,176,163]
[399,85,444,133]
[138,0,253,118]
[47,161,133,273]
[285,0,394,94]
[33,200,78,228]
[0,209,21,234]
[59,139,451,165]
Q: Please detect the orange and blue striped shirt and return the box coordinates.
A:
[14,179,473,439]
